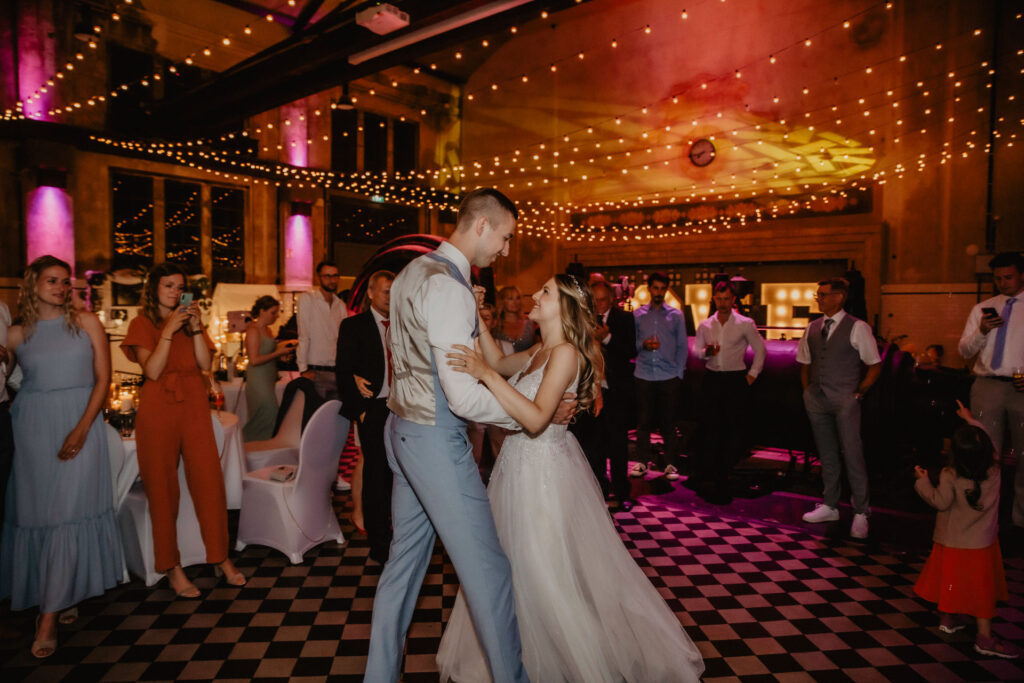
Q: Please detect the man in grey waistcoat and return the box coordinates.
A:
[797,278,881,540]
[364,188,572,683]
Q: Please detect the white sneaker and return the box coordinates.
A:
[629,462,648,478]
[802,504,840,523]
[663,465,680,481]
[335,476,352,492]
[850,513,869,539]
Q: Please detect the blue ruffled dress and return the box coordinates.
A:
[0,316,122,613]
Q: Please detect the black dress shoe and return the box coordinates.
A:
[369,549,390,564]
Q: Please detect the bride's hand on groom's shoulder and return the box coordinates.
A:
[447,344,489,380]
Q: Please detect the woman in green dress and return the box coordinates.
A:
[242,297,296,442]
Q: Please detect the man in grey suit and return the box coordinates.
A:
[797,278,881,540]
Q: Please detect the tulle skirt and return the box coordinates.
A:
[914,541,1007,619]
[437,428,704,683]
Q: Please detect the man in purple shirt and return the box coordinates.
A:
[630,272,688,481]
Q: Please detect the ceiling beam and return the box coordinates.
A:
[150,0,588,135]
[293,0,328,33]
[205,0,296,29]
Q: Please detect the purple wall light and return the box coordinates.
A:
[26,186,75,272]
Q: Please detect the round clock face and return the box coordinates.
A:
[688,139,716,167]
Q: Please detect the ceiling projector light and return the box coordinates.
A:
[356,4,410,35]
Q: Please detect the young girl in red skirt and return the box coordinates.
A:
[913,404,1019,659]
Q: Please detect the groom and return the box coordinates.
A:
[365,189,566,682]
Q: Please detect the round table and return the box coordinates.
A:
[114,410,246,510]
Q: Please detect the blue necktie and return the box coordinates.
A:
[991,297,1016,370]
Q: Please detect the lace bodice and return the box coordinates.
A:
[505,352,579,444]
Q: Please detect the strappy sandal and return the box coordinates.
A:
[214,561,247,587]
[166,566,200,598]
[31,616,56,659]
[58,607,78,625]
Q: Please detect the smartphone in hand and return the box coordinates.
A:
[982,306,998,318]
[179,292,194,308]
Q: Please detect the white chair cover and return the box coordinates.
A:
[106,423,133,509]
[105,423,131,583]
[241,391,304,471]
[117,415,220,586]
[236,400,347,564]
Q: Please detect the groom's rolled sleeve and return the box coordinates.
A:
[423,275,520,429]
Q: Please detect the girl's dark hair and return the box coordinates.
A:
[141,262,189,324]
[950,424,995,511]
[251,295,280,319]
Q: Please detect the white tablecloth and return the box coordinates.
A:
[221,373,296,428]
[116,410,246,510]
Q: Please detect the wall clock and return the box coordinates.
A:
[688,138,716,167]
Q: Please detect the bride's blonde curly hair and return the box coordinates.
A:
[554,274,605,414]
[19,255,79,339]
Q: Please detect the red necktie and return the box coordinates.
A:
[382,319,393,387]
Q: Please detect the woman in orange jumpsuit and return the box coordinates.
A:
[121,263,245,596]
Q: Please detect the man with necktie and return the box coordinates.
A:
[797,278,881,539]
[337,270,395,565]
[959,251,1024,527]
[571,280,637,510]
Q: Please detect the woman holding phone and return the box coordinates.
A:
[121,263,245,597]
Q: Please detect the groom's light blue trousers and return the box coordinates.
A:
[364,414,529,683]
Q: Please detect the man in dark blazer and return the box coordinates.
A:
[336,270,395,564]
[571,280,638,510]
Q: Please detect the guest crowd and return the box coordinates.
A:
[0,242,1021,662]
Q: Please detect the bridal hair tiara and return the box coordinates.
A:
[567,274,585,300]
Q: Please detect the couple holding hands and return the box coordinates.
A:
[364,188,704,683]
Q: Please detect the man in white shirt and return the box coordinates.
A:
[365,189,574,682]
[797,278,881,540]
[692,281,766,504]
[297,260,348,400]
[958,251,1024,527]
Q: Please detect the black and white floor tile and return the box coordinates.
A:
[2,444,1022,682]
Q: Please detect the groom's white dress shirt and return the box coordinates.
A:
[419,242,518,429]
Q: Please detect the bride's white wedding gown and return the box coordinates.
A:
[437,354,705,682]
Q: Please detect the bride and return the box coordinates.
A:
[437,274,704,683]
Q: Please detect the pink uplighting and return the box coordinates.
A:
[284,214,313,288]
[282,104,308,168]
[17,10,57,121]
[26,186,75,270]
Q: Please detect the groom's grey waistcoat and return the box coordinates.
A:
[386,250,473,427]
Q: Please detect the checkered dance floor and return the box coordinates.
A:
[2,446,1022,682]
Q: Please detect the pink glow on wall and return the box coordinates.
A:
[284,214,313,287]
[26,187,75,271]
[17,7,57,121]
[282,104,308,167]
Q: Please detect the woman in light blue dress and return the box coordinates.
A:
[0,255,122,659]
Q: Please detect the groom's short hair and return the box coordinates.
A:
[456,188,518,232]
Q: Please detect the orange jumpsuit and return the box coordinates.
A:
[121,316,228,572]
